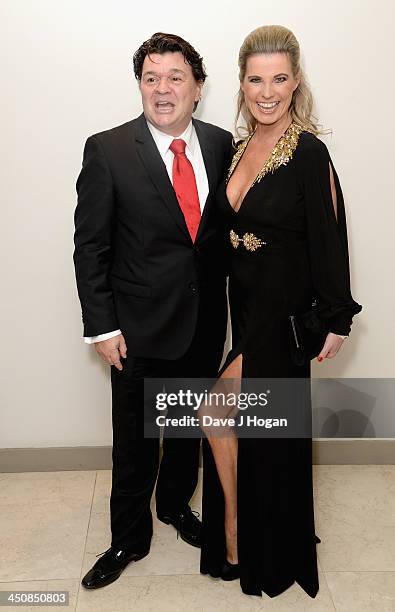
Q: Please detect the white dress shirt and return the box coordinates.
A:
[84,118,209,344]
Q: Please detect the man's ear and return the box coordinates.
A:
[195,81,203,102]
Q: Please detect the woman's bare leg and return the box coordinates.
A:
[201,354,243,564]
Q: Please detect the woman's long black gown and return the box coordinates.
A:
[200,124,362,598]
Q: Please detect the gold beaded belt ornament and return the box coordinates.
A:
[230,229,266,251]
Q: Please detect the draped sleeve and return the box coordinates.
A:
[298,133,362,336]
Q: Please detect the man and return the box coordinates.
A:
[73,32,233,589]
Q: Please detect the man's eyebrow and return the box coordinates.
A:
[142,68,187,76]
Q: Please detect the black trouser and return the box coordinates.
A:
[109,319,223,553]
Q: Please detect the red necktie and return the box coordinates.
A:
[170,139,201,242]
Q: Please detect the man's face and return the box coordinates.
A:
[139,51,202,136]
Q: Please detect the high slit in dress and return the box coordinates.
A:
[200,124,362,598]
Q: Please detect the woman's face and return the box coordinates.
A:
[241,52,300,127]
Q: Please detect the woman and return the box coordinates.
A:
[200,25,362,598]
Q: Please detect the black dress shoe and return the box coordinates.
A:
[157,506,201,548]
[315,534,321,543]
[220,558,240,581]
[81,546,149,589]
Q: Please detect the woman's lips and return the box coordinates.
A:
[256,101,280,113]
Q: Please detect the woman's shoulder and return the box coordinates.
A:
[232,137,246,150]
[298,130,328,153]
[295,129,331,168]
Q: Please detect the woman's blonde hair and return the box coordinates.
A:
[236,25,324,137]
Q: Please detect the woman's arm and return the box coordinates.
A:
[299,135,362,356]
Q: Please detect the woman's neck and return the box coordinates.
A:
[253,114,293,145]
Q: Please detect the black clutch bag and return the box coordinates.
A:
[288,299,328,366]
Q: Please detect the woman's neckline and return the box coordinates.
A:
[225,122,306,214]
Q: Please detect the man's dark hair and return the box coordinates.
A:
[133,32,207,83]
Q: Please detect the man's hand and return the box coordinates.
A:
[317,332,344,362]
[94,334,127,370]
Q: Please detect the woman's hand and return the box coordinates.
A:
[317,332,345,362]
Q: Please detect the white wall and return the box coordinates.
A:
[1,0,393,448]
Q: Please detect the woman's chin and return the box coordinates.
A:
[252,109,291,129]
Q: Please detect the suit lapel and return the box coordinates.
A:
[193,118,218,242]
[134,114,219,242]
[134,114,191,240]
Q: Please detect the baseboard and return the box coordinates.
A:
[312,438,395,465]
[0,446,113,473]
[0,439,394,472]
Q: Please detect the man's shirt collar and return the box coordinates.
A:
[146,119,195,157]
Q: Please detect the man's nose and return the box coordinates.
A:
[155,76,171,94]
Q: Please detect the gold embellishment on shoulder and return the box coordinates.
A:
[226,135,254,184]
[252,122,305,186]
[230,230,266,252]
[226,122,308,186]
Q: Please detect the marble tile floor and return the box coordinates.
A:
[0,466,394,611]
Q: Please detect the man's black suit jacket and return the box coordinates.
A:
[73,113,234,359]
